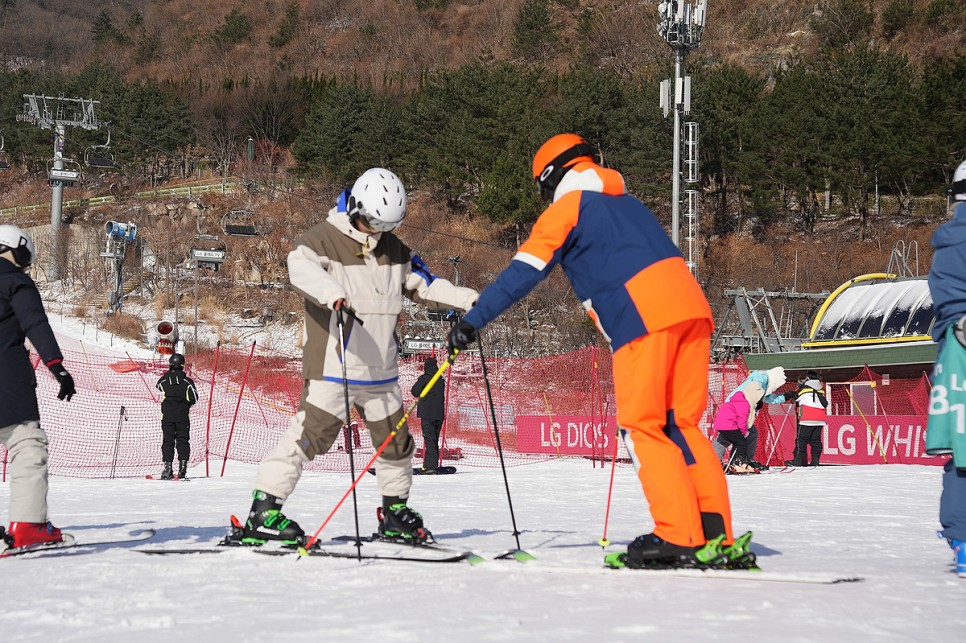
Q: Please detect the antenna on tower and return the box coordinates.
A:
[657,1,707,278]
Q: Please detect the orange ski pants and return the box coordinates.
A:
[612,318,733,547]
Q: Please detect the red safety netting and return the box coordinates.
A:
[0,343,932,479]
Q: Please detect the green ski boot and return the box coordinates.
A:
[719,531,759,570]
[242,490,304,546]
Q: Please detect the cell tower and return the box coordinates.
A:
[658,0,707,278]
[19,95,102,280]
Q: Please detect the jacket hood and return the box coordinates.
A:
[326,208,382,247]
[424,357,438,373]
[764,367,786,394]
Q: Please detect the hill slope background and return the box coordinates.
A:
[0,0,962,356]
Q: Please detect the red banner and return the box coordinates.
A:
[516,415,619,456]
[764,406,945,466]
[517,409,947,466]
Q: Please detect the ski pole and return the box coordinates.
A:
[299,350,457,556]
[845,382,887,462]
[724,443,739,472]
[477,334,534,562]
[598,411,619,548]
[336,307,363,560]
[110,405,127,480]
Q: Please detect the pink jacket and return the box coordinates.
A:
[713,391,752,437]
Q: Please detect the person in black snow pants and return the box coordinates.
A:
[411,356,445,473]
[156,353,198,480]
[0,224,76,550]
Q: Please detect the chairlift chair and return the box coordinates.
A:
[222,209,260,236]
[85,129,117,169]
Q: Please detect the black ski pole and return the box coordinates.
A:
[336,307,363,560]
[476,334,534,561]
[110,405,127,480]
[724,443,739,473]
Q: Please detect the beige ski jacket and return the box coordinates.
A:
[288,208,477,384]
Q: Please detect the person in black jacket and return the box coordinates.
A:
[155,353,198,480]
[410,356,445,473]
[0,224,76,549]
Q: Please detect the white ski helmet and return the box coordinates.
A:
[0,224,35,268]
[949,159,966,202]
[348,168,407,232]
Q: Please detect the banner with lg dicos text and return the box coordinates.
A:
[516,415,622,457]
[765,405,944,466]
[516,411,945,465]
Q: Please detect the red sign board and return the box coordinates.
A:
[516,415,619,457]
[516,410,945,466]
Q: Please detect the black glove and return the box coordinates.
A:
[49,365,76,402]
[783,391,796,402]
[447,320,477,353]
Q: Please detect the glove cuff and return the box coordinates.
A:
[46,359,65,375]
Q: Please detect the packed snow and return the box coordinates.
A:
[2,456,965,641]
[2,309,965,642]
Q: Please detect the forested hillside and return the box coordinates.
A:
[0,0,963,355]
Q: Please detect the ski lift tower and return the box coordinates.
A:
[19,95,102,280]
[658,0,707,277]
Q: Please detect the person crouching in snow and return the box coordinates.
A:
[712,367,788,473]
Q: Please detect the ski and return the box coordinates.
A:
[603,565,862,584]
[139,539,481,564]
[413,466,457,475]
[145,475,190,481]
[331,533,483,563]
[256,547,477,563]
[0,528,156,559]
[367,466,457,476]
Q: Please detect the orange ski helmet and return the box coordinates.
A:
[532,133,597,201]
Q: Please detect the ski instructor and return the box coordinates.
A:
[0,224,76,550]
[447,134,741,568]
[238,168,478,545]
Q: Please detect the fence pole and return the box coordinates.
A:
[205,342,221,478]
[127,352,158,402]
[221,342,257,477]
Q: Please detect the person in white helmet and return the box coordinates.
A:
[926,159,966,578]
[0,224,76,550]
[236,168,477,545]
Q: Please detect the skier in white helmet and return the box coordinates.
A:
[0,224,77,550]
[236,168,478,545]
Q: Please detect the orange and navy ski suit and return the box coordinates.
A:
[462,161,733,547]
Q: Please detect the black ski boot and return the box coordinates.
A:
[378,496,433,543]
[241,490,304,546]
[160,462,174,480]
[624,533,698,569]
[178,460,189,480]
